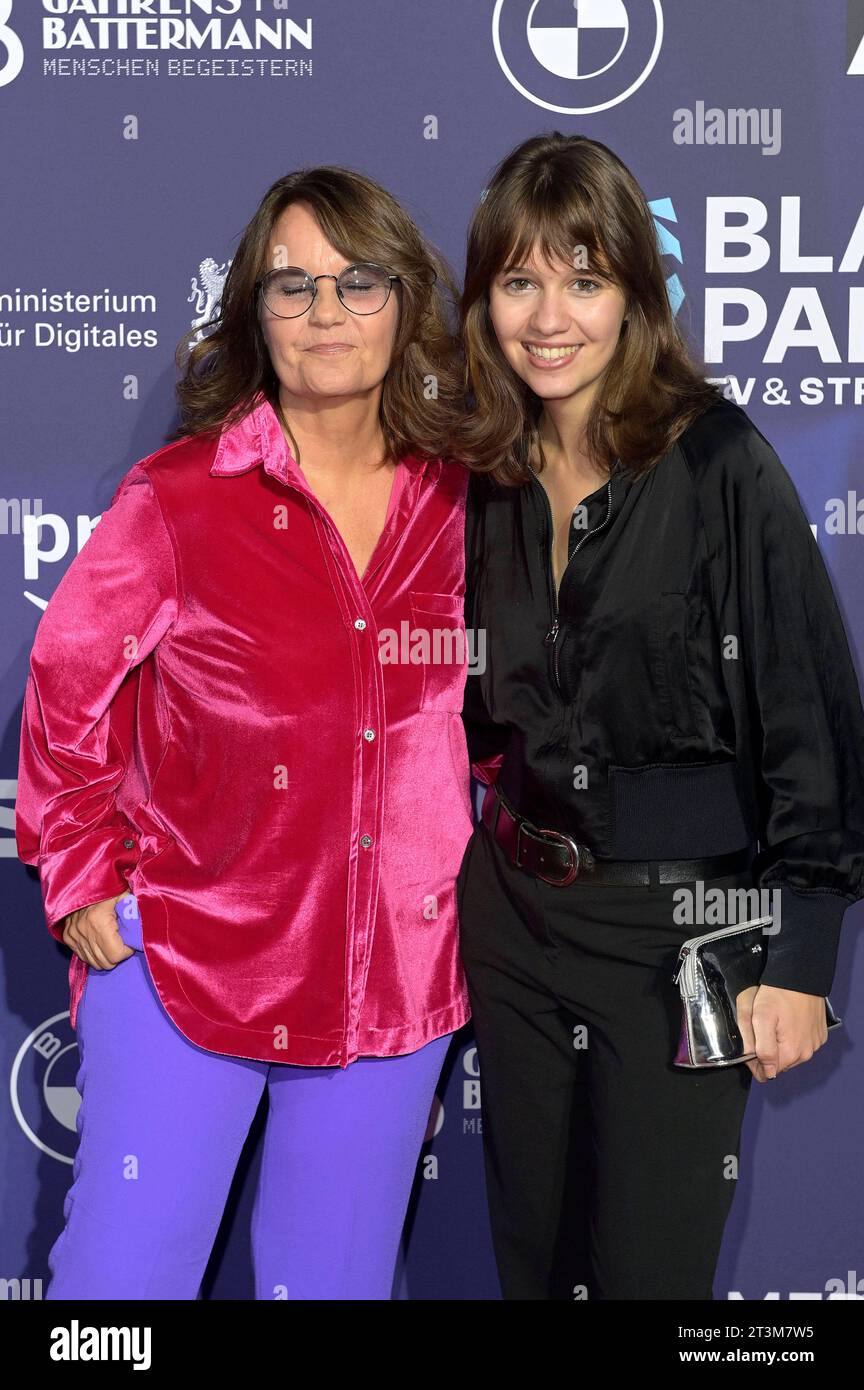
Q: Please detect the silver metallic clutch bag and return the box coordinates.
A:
[671,917,842,1068]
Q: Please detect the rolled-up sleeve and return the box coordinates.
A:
[15,467,180,938]
[706,422,864,996]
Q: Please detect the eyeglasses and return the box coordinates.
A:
[255,263,401,318]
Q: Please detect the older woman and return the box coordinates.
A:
[16,167,474,1300]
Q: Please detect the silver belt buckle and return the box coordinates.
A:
[517,822,582,887]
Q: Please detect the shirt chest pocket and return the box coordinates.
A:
[408,590,468,714]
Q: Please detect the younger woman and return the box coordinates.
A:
[454,133,864,1300]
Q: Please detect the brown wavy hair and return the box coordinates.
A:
[454,132,727,484]
[168,166,463,463]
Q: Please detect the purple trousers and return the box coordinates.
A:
[45,895,452,1300]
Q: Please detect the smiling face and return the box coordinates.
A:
[488,244,628,407]
[258,200,400,403]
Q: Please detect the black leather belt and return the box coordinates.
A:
[481,781,754,887]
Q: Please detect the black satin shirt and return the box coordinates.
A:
[461,398,864,996]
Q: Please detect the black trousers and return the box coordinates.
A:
[457,819,754,1301]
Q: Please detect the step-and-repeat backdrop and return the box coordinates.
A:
[2,1,862,1301]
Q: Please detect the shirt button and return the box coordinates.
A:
[363,728,375,741]
[122,838,135,849]
[360,834,373,849]
[354,618,367,630]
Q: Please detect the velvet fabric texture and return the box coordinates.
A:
[16,394,474,1065]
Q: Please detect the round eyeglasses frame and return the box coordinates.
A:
[254,263,403,318]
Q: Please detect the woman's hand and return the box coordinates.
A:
[736,984,830,1081]
[60,894,135,970]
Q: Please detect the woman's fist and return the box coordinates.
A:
[61,895,136,970]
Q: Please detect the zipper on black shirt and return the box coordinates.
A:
[530,471,614,696]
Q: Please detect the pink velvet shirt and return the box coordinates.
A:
[15,393,475,1065]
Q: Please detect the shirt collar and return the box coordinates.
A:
[210,392,436,484]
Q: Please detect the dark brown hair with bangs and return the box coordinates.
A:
[167,166,463,464]
[454,132,726,484]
